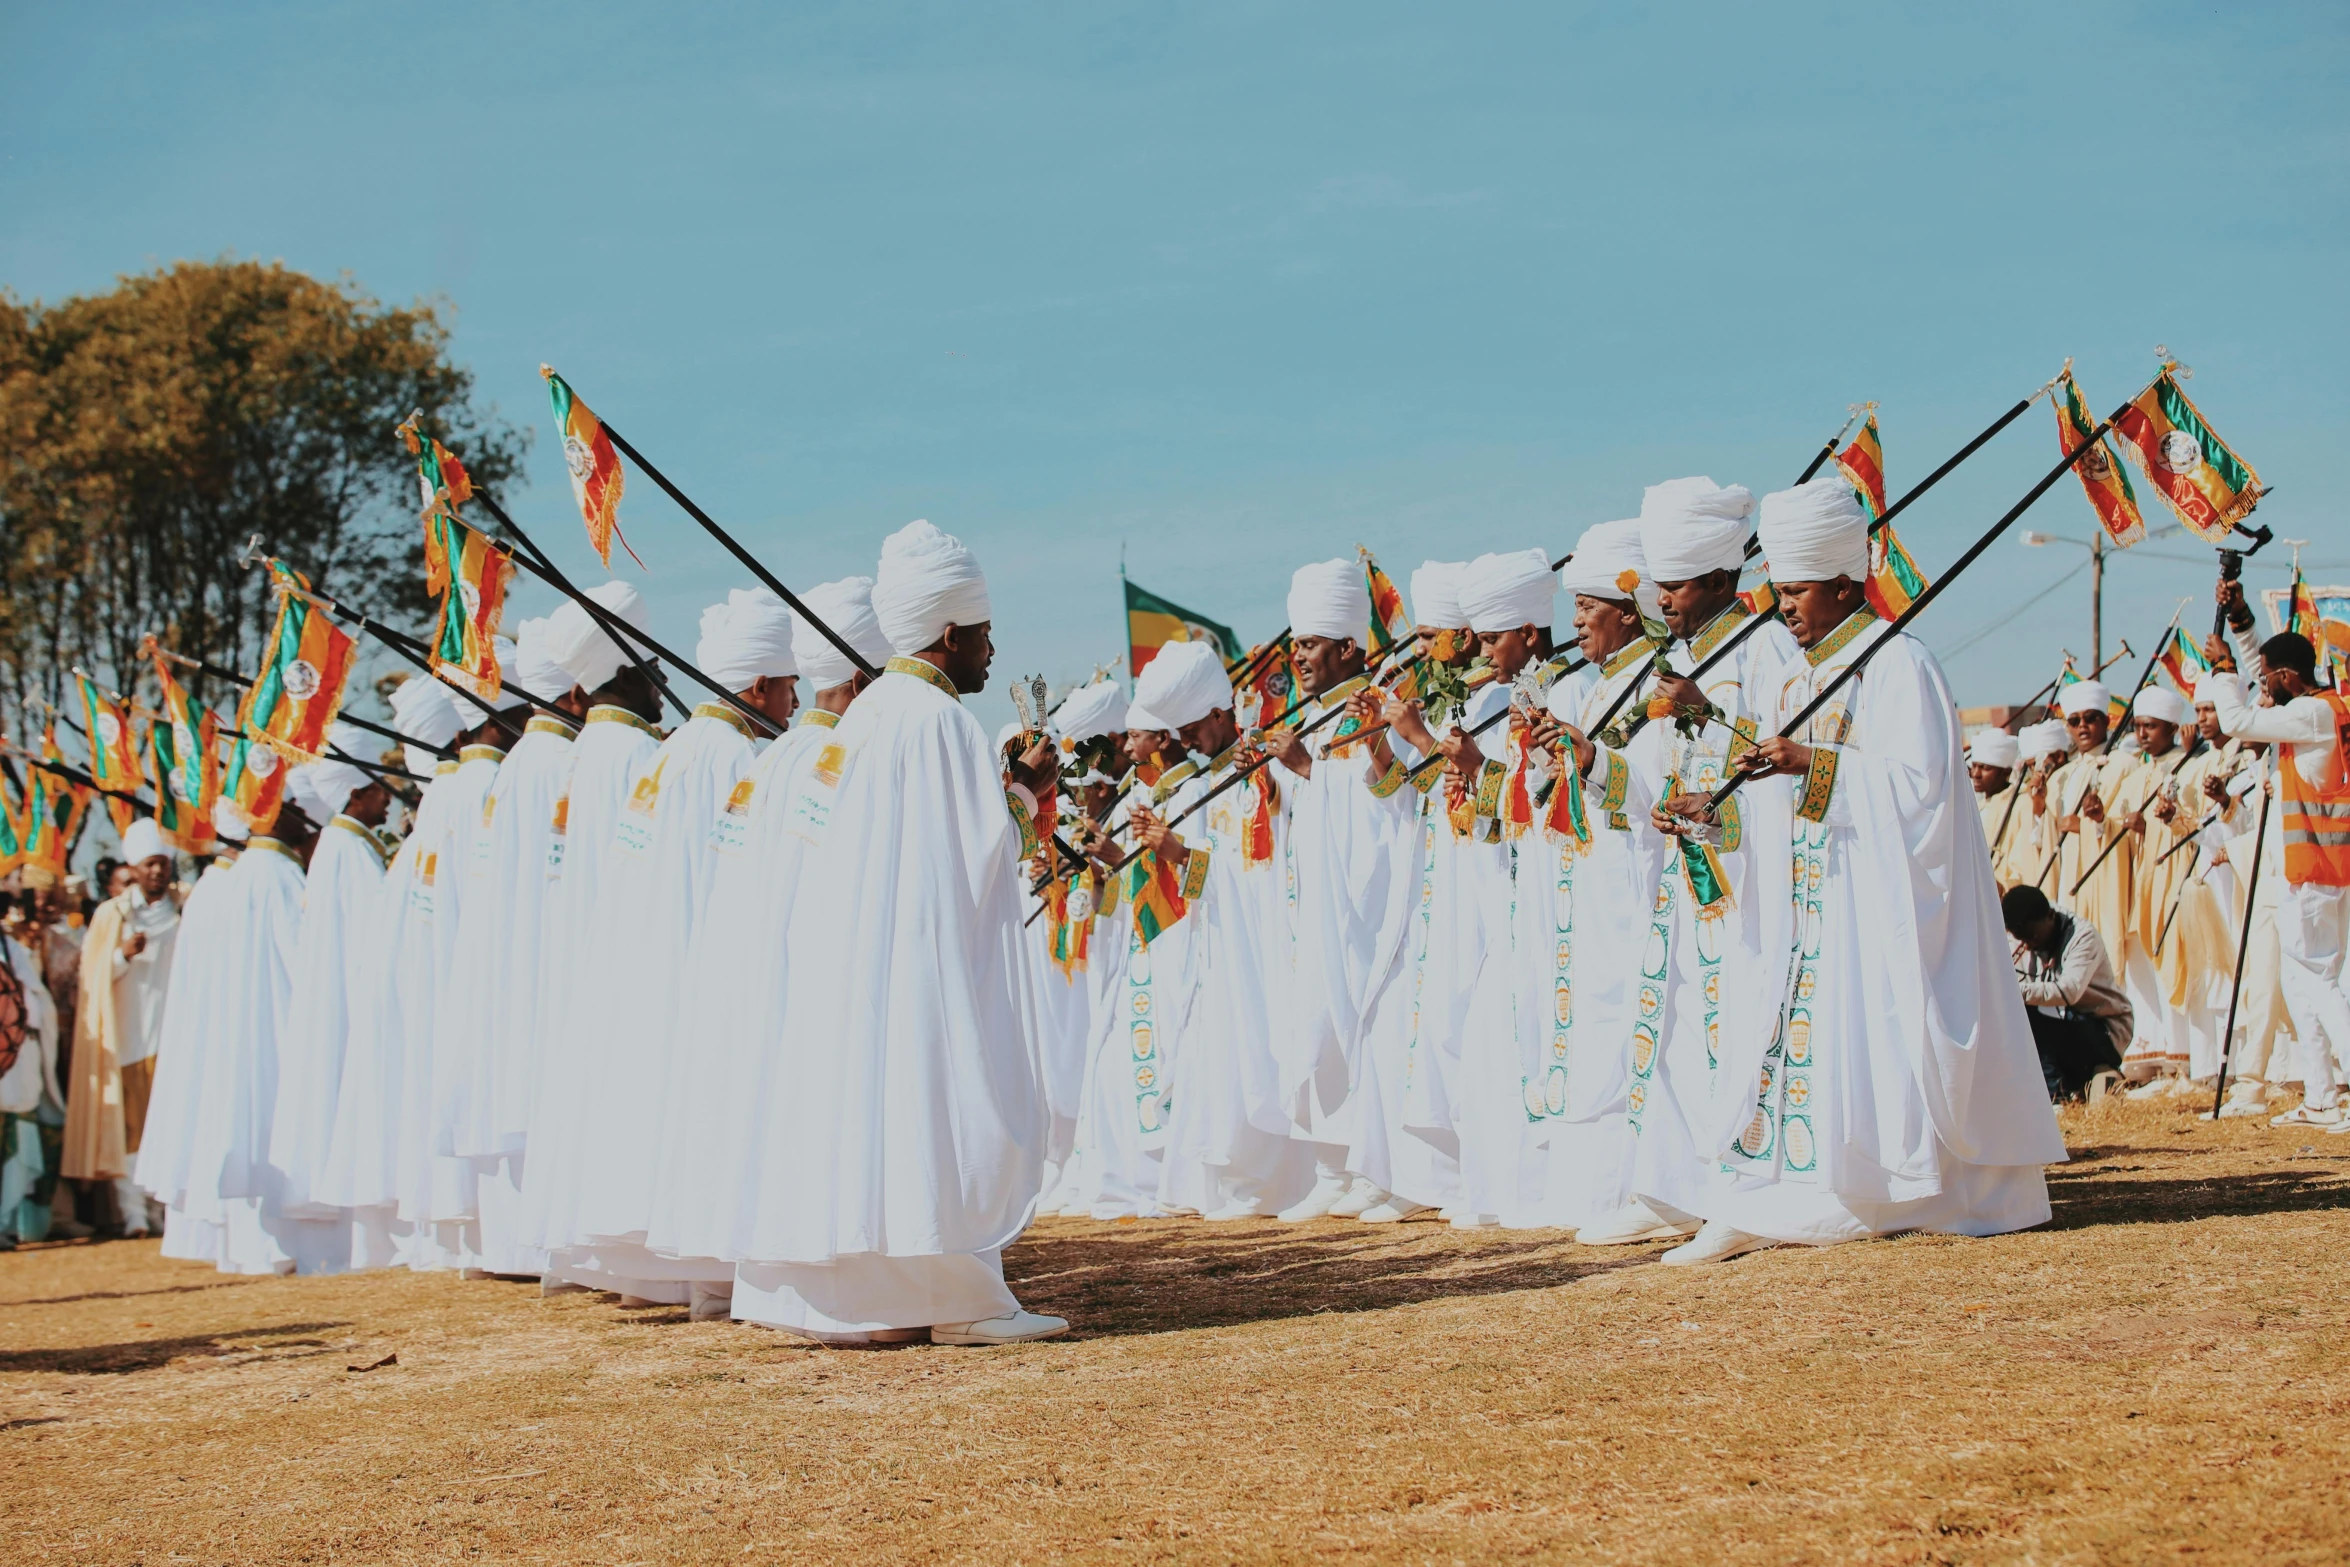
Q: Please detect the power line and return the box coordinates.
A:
[1934,557,2090,658]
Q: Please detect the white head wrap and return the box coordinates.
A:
[1966,729,2021,769]
[872,520,991,656]
[1639,477,1756,579]
[2056,681,2111,719]
[1556,519,1662,619]
[512,617,573,707]
[697,587,799,691]
[2132,686,2189,726]
[1126,700,1176,737]
[296,723,368,819]
[1410,561,1467,630]
[211,797,251,843]
[119,817,167,864]
[281,765,329,827]
[1457,548,1558,635]
[1757,477,1870,582]
[544,580,651,694]
[1054,680,1129,744]
[2191,671,2247,708]
[2017,719,2069,762]
[1287,559,1370,643]
[791,576,891,691]
[1133,640,1235,731]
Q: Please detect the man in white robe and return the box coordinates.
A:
[1128,641,1313,1219]
[560,588,801,1317]
[265,735,397,1269]
[136,801,246,1248]
[1672,477,2064,1261]
[65,816,181,1234]
[647,577,891,1275]
[731,519,1066,1346]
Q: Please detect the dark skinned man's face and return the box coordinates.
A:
[1968,762,2013,796]
[1292,634,1365,698]
[2064,709,2110,752]
[2196,704,2221,743]
[2264,665,2310,704]
[1124,727,1172,771]
[1572,595,1641,665]
[1419,624,1477,669]
[1655,569,1740,641]
[1477,625,1540,681]
[1775,578,1868,649]
[933,622,995,695]
[2133,716,2178,756]
[344,781,392,829]
[1177,708,1241,759]
[132,854,174,899]
[592,664,665,723]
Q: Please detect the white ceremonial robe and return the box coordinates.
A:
[1698,616,2066,1244]
[516,707,667,1297]
[1511,651,1672,1229]
[134,857,241,1216]
[1597,607,1806,1225]
[446,716,576,1276]
[1279,679,1425,1196]
[1072,833,1153,1217]
[731,661,1049,1336]
[559,705,756,1288]
[154,839,340,1274]
[264,817,396,1268]
[647,710,839,1263]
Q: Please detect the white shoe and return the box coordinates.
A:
[1203,1201,1264,1221]
[617,1294,663,1309]
[2270,1104,2342,1128]
[1328,1180,1382,1218]
[1575,1200,1697,1246]
[1660,1220,1775,1266]
[2124,1076,2174,1101]
[689,1284,734,1322]
[1437,1204,1469,1223]
[1277,1173,1351,1223]
[931,1310,1071,1346]
[539,1278,591,1298]
[1449,1212,1499,1230]
[1357,1199,1433,1224]
[2215,1082,2271,1119]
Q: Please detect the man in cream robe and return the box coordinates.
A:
[731,520,1066,1346]
[65,817,180,1233]
[1968,729,2029,885]
[560,588,800,1317]
[265,737,397,1269]
[647,578,891,1273]
[2105,686,2201,1092]
[2045,682,2138,1002]
[1668,478,2064,1262]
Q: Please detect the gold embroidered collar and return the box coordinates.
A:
[246,836,301,865]
[330,814,390,867]
[586,705,657,736]
[1688,602,1753,663]
[1600,639,1651,679]
[694,701,755,738]
[459,744,507,765]
[1804,606,1880,668]
[885,656,962,699]
[525,713,580,739]
[1312,673,1370,713]
[800,708,841,730]
[434,761,461,777]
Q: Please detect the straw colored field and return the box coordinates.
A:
[3,1097,2347,1565]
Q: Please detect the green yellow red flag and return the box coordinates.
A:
[1834,412,1888,520]
[2156,625,2213,695]
[241,563,357,768]
[1864,524,1929,621]
[2113,365,2262,542]
[2054,369,2146,547]
[1360,547,1413,656]
[428,520,515,702]
[1123,577,1238,677]
[541,366,639,570]
[74,670,145,836]
[220,729,288,834]
[147,651,220,855]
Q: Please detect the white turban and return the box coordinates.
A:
[212,797,251,843]
[444,635,524,729]
[545,580,651,694]
[1556,519,1662,619]
[872,520,991,656]
[391,673,463,777]
[282,765,329,827]
[1758,477,1870,583]
[119,817,168,864]
[697,587,799,691]
[2191,671,2247,708]
[1639,477,1756,579]
[1126,700,1176,736]
[1410,561,1467,630]
[1054,680,1129,744]
[2017,719,2069,762]
[1456,548,1558,635]
[1967,729,2021,769]
[791,576,891,691]
[298,723,369,819]
[1133,639,1235,731]
[1287,559,1370,643]
[2056,680,2111,719]
[511,617,573,707]
[2132,686,2189,726]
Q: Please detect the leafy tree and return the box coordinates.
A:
[0,258,524,741]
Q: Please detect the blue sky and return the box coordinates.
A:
[6,3,2344,726]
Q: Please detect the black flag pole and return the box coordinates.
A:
[149,643,455,761]
[2208,781,2274,1120]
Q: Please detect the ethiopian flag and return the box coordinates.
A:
[1125,577,1238,677]
[20,737,90,888]
[400,417,475,595]
[2113,367,2262,542]
[1124,848,1191,947]
[2055,370,2146,547]
[219,730,288,834]
[1835,413,1888,521]
[542,366,638,570]
[1864,523,1929,621]
[429,519,516,703]
[241,564,357,767]
[148,653,220,855]
[1360,547,1413,656]
[75,671,145,836]
[2156,625,2213,697]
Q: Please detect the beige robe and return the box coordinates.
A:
[2049,748,2140,972]
[63,898,132,1179]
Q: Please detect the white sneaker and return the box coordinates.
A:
[2215,1082,2271,1119]
[1277,1173,1352,1223]
[1660,1220,1775,1266]
[931,1309,1072,1346]
[1575,1200,1697,1246]
[1357,1199,1434,1223]
[1327,1179,1382,1218]
[2270,1104,2342,1128]
[689,1284,734,1322]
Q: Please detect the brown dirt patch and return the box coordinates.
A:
[4,1097,2348,1564]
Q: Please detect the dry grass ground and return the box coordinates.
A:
[3,1096,2347,1565]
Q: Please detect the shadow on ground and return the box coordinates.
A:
[0,1320,350,1376]
[2046,1164,2350,1229]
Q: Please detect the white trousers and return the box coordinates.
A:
[2274,882,2350,1108]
